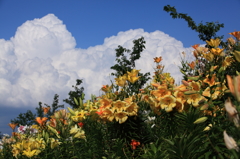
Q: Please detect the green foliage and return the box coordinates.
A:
[63,79,85,109]
[163,5,224,43]
[10,110,36,126]
[110,37,151,95]
[11,94,64,126]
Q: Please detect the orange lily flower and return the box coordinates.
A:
[229,31,240,41]
[36,117,48,126]
[192,44,200,49]
[188,61,195,69]
[8,123,18,130]
[131,139,140,150]
[153,57,162,63]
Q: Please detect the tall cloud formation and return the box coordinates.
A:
[0,14,194,108]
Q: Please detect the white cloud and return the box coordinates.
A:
[0,14,194,108]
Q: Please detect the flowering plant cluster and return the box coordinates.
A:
[1,31,240,158]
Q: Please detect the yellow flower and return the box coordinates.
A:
[222,56,233,68]
[115,75,127,87]
[70,124,86,139]
[22,148,38,158]
[151,85,171,98]
[125,102,138,116]
[206,38,221,48]
[173,90,186,104]
[210,48,224,56]
[187,93,205,107]
[202,52,214,62]
[102,108,115,121]
[127,69,140,77]
[127,76,141,84]
[189,81,201,91]
[71,110,86,122]
[115,112,128,124]
[49,138,61,149]
[112,100,127,112]
[159,95,176,112]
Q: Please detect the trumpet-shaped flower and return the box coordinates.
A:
[115,112,128,124]
[115,75,127,87]
[71,110,86,122]
[203,74,218,87]
[159,95,176,112]
[125,102,138,116]
[229,31,240,41]
[36,117,48,126]
[210,48,224,56]
[22,148,39,158]
[206,38,221,48]
[112,100,127,112]
[151,85,171,98]
[202,52,214,62]
[8,123,18,130]
[189,81,201,91]
[102,108,115,122]
[153,56,162,63]
[187,93,205,107]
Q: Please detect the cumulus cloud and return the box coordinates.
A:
[0,14,194,108]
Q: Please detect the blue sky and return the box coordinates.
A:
[0,0,239,135]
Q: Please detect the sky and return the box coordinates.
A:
[0,0,240,135]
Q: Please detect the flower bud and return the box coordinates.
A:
[194,117,207,124]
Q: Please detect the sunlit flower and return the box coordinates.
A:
[22,148,38,158]
[130,139,140,150]
[206,38,221,48]
[222,56,233,68]
[36,117,48,126]
[210,48,224,56]
[223,130,239,151]
[112,100,127,112]
[125,102,138,116]
[159,95,176,112]
[202,52,214,61]
[192,44,200,49]
[153,56,162,63]
[127,76,141,84]
[71,110,86,122]
[189,81,201,91]
[203,74,218,87]
[70,124,86,139]
[127,69,140,77]
[174,99,184,112]
[186,93,205,107]
[102,108,115,122]
[229,31,240,41]
[115,74,127,87]
[151,85,171,98]
[99,98,112,109]
[173,90,186,104]
[115,112,128,124]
